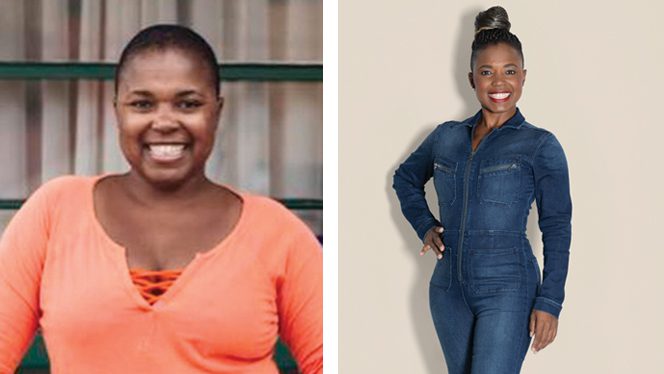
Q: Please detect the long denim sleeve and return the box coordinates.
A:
[531,134,572,317]
[392,126,443,240]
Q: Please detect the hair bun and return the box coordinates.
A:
[474,6,511,34]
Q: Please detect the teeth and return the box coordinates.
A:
[148,144,185,158]
[489,92,510,99]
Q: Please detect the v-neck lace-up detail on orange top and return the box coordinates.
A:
[129,268,184,305]
[0,175,323,374]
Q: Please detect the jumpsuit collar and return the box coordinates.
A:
[463,107,525,130]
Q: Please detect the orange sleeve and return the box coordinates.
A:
[0,183,51,373]
[276,217,323,374]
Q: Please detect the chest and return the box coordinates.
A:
[39,231,280,363]
[471,127,491,152]
[118,210,233,270]
[95,191,239,270]
[431,126,540,207]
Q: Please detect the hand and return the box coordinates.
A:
[421,226,445,259]
[529,309,558,353]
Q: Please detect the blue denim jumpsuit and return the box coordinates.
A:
[392,109,572,374]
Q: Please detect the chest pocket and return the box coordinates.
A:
[433,158,457,206]
[477,158,522,205]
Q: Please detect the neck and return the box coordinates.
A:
[478,107,517,130]
[120,170,213,207]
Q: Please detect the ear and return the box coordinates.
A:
[213,96,225,131]
[468,72,475,90]
[522,69,527,86]
[112,97,121,127]
[216,96,225,117]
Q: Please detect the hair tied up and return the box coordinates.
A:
[474,26,496,35]
[469,6,523,70]
[474,6,511,35]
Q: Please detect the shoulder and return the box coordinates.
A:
[436,117,471,132]
[242,193,316,237]
[238,192,321,269]
[517,121,565,151]
[423,116,474,150]
[5,175,95,239]
[517,123,568,164]
[26,174,94,206]
[519,121,553,137]
[519,121,568,144]
[38,174,92,191]
[423,117,473,146]
[435,111,488,134]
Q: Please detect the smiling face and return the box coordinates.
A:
[114,48,222,189]
[468,42,526,116]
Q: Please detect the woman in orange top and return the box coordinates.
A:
[0,25,322,373]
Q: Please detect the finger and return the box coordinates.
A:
[551,325,558,342]
[420,244,430,256]
[529,313,536,338]
[545,320,558,345]
[431,244,443,260]
[434,226,446,258]
[538,321,551,351]
[544,323,557,349]
[536,320,553,352]
[538,323,551,351]
[433,235,445,253]
[537,324,549,351]
[533,317,546,352]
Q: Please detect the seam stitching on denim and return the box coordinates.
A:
[537,296,562,307]
[529,132,552,164]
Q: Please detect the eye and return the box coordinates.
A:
[505,69,517,75]
[176,100,203,110]
[129,100,153,110]
[480,70,492,76]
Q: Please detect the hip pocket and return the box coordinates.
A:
[429,253,452,291]
[433,158,457,206]
[469,247,522,294]
[477,158,521,205]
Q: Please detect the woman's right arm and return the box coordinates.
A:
[392,126,442,241]
[0,185,50,373]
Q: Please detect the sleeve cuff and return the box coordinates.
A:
[416,220,439,241]
[533,296,562,318]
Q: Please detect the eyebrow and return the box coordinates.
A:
[127,89,203,97]
[478,63,519,70]
[174,90,202,98]
[128,90,154,97]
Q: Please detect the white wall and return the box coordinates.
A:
[340,1,664,372]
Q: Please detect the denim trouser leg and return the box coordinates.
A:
[429,257,474,374]
[466,293,533,373]
[429,246,539,374]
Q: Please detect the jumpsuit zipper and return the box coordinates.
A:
[456,125,496,282]
[457,150,475,282]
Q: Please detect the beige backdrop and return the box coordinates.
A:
[340,1,664,373]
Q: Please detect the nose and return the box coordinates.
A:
[151,104,179,132]
[491,73,506,86]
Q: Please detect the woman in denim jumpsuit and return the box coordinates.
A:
[392,7,572,374]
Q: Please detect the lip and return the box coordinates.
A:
[144,140,189,145]
[143,143,190,163]
[488,91,511,103]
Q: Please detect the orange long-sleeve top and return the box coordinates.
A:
[0,175,322,373]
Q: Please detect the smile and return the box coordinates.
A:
[488,92,511,101]
[146,144,187,162]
